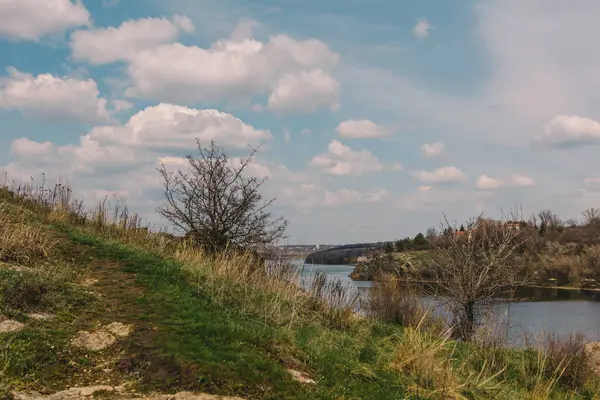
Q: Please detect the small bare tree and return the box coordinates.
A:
[157,139,288,253]
[427,212,534,341]
[582,208,600,226]
[537,209,563,232]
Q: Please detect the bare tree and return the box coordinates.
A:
[565,218,579,228]
[582,208,600,226]
[427,212,533,341]
[157,139,288,253]
[537,209,563,232]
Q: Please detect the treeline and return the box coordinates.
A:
[383,232,433,253]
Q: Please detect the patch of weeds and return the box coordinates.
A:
[0,269,90,314]
[0,328,70,386]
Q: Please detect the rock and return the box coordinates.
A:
[104,322,133,337]
[27,313,55,321]
[12,387,246,399]
[12,386,115,400]
[81,278,99,287]
[287,368,316,384]
[71,331,116,351]
[0,319,25,333]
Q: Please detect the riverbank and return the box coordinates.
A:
[2,186,600,399]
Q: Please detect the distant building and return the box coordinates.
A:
[356,256,369,263]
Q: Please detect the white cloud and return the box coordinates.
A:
[411,166,467,184]
[476,174,504,190]
[310,140,383,176]
[476,173,535,190]
[283,128,291,144]
[535,115,600,147]
[336,119,389,139]
[10,138,54,157]
[511,173,535,187]
[123,24,340,112]
[421,141,444,157]
[418,185,432,192]
[70,15,195,65]
[413,19,432,39]
[86,103,272,150]
[267,69,339,114]
[0,68,110,122]
[0,0,90,41]
[110,99,134,113]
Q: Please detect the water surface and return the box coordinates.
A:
[295,260,600,344]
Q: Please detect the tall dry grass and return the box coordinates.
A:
[366,273,445,334]
[0,202,56,267]
[386,317,505,399]
[176,247,359,329]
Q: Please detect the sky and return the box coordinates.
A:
[2,0,600,245]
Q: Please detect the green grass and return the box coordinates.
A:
[1,184,600,399]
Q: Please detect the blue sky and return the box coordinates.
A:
[2,0,600,244]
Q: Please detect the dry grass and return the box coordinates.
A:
[175,247,359,329]
[0,202,57,266]
[387,318,504,399]
[541,332,594,389]
[366,273,445,334]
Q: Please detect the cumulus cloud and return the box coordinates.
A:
[336,119,390,139]
[511,173,535,187]
[123,24,340,113]
[476,174,504,190]
[0,68,110,122]
[267,69,339,114]
[411,166,467,184]
[0,0,90,41]
[421,141,444,157]
[86,103,272,150]
[413,19,432,38]
[310,140,383,176]
[535,115,600,147]
[475,173,535,190]
[70,15,195,65]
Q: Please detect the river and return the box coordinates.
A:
[293,260,600,345]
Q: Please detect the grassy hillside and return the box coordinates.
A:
[1,183,600,399]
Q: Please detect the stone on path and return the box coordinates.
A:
[104,322,133,337]
[27,313,55,321]
[287,368,316,384]
[0,319,25,333]
[70,322,134,351]
[71,330,116,351]
[12,386,246,400]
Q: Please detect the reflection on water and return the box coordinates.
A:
[294,260,600,344]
